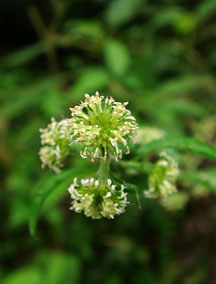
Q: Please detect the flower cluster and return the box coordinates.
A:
[39,117,72,173]
[68,178,128,219]
[135,126,164,145]
[68,92,137,161]
[144,152,179,199]
[39,92,138,219]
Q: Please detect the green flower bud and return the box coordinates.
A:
[144,152,179,199]
[39,117,72,172]
[69,92,137,161]
[68,178,129,219]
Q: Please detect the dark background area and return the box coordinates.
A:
[1,0,216,283]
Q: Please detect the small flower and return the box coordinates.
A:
[39,145,63,173]
[135,126,164,145]
[144,152,179,199]
[68,92,138,161]
[68,178,129,219]
[39,117,72,172]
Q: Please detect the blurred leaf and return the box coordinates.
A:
[1,78,56,119]
[136,136,216,161]
[196,0,216,21]
[2,267,41,284]
[38,251,81,284]
[73,67,109,95]
[2,43,44,68]
[105,0,141,27]
[181,169,216,195]
[41,89,65,117]
[64,20,103,39]
[104,39,130,76]
[152,7,183,29]
[174,13,197,35]
[151,8,197,35]
[29,168,81,236]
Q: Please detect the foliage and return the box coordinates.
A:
[1,0,216,283]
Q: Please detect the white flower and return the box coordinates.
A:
[39,117,72,172]
[68,178,129,219]
[68,92,138,161]
[144,152,179,199]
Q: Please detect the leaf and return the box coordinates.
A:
[135,136,216,161]
[29,168,81,236]
[2,42,44,68]
[39,251,81,284]
[104,39,130,76]
[181,170,216,194]
[1,78,56,119]
[111,174,141,208]
[196,0,216,21]
[105,0,142,27]
[2,267,41,284]
[73,67,109,96]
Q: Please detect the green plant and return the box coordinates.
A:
[36,91,216,227]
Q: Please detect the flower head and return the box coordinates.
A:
[69,92,137,161]
[68,178,128,219]
[144,152,179,199]
[39,117,72,172]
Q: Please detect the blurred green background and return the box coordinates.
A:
[1,0,216,283]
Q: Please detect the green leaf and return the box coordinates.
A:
[181,170,216,194]
[73,67,109,96]
[2,42,44,68]
[2,267,41,284]
[196,0,216,21]
[38,251,81,284]
[105,0,141,27]
[104,39,130,76]
[135,136,216,161]
[111,174,141,208]
[1,78,56,119]
[29,168,81,236]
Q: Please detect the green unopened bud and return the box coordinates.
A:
[39,117,72,172]
[69,92,138,161]
[68,178,129,219]
[144,152,179,199]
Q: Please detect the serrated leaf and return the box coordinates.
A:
[135,136,216,161]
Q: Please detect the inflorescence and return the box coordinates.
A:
[68,92,137,161]
[68,178,128,219]
[39,92,137,219]
[144,152,179,199]
[39,92,180,219]
[39,117,72,173]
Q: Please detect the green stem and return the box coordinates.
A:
[97,159,110,179]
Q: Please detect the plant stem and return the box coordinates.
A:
[97,159,110,179]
